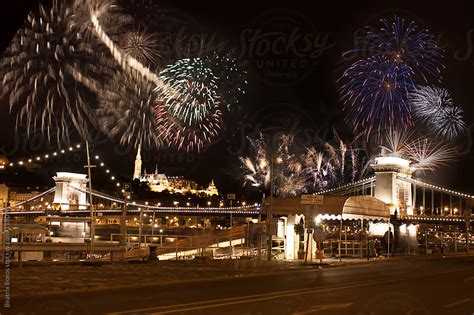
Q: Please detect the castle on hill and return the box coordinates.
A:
[133,148,218,196]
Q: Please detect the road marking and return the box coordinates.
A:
[444,298,472,308]
[108,267,469,315]
[292,303,353,314]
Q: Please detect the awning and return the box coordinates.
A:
[341,196,390,220]
[264,195,390,221]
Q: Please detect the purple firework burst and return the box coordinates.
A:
[348,16,444,83]
[339,56,416,136]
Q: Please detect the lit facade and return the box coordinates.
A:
[133,149,218,196]
[371,156,415,216]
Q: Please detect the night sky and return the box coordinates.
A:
[1,0,473,197]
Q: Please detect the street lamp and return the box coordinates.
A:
[267,155,283,261]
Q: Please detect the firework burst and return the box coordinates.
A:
[120,28,160,65]
[380,128,414,157]
[154,58,223,152]
[240,132,368,195]
[350,16,444,83]
[0,1,111,144]
[155,101,222,152]
[379,129,458,172]
[339,56,415,136]
[409,86,466,140]
[96,71,161,149]
[404,138,457,172]
[433,105,466,140]
[157,58,220,125]
[240,134,271,189]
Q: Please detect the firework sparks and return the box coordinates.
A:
[348,16,444,83]
[409,86,466,140]
[379,129,458,172]
[240,134,271,189]
[0,1,111,144]
[77,0,178,98]
[433,105,466,140]
[380,128,414,157]
[340,16,444,138]
[96,71,161,149]
[154,58,223,152]
[157,58,220,125]
[155,101,222,152]
[205,52,248,112]
[404,138,457,172]
[240,132,368,195]
[339,56,415,136]
[120,28,160,65]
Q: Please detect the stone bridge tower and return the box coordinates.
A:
[371,157,415,216]
[52,172,88,211]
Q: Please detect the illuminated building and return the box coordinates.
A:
[133,145,143,180]
[371,156,416,216]
[133,149,218,196]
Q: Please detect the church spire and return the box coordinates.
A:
[133,143,142,180]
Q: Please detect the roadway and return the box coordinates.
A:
[7,255,474,314]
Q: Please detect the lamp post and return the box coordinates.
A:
[267,156,282,261]
[138,207,143,259]
[151,203,160,239]
[466,207,471,254]
[85,141,96,257]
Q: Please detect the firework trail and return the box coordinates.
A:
[96,71,161,149]
[303,131,369,191]
[273,134,307,196]
[76,0,177,97]
[0,1,112,144]
[409,86,466,140]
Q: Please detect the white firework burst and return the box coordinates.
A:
[121,28,160,65]
[404,138,457,172]
[409,86,466,140]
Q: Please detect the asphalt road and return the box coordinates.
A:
[5,256,474,315]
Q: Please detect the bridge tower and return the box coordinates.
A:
[371,157,416,216]
[52,172,88,210]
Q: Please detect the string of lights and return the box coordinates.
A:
[75,186,261,211]
[0,143,123,189]
[0,144,83,168]
[397,176,474,199]
[316,176,376,195]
